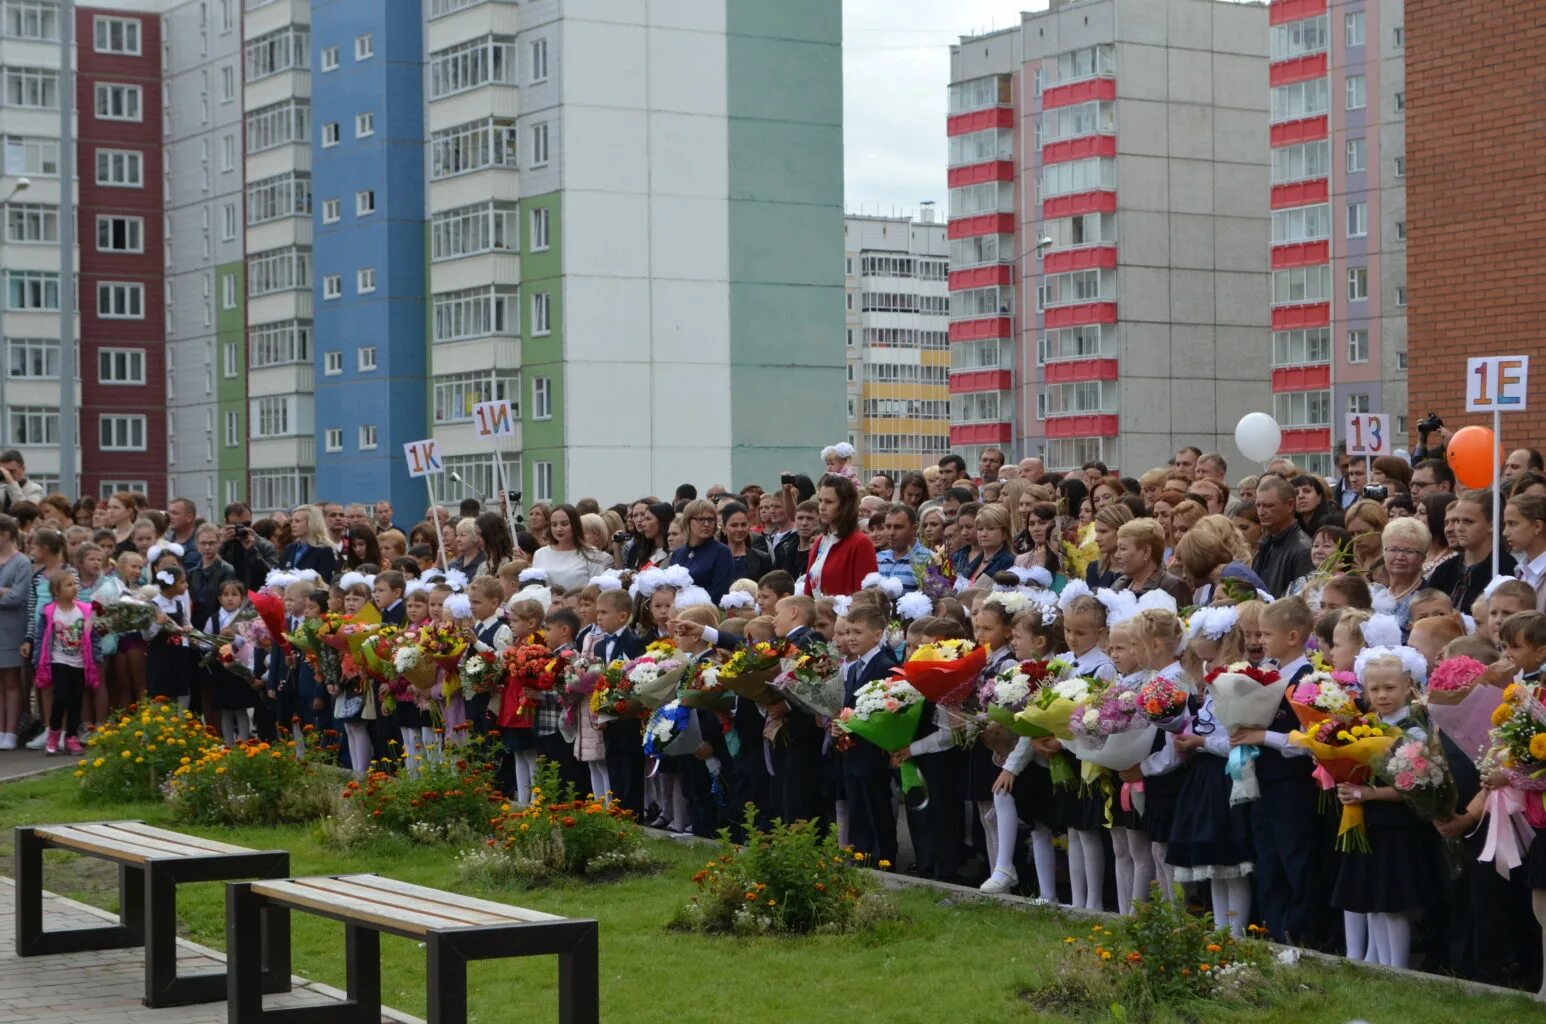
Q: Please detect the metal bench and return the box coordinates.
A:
[226,873,599,1024]
[14,821,292,1007]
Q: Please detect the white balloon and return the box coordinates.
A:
[1234,412,1282,463]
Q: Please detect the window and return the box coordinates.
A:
[1394,91,1405,113]
[321,122,339,147]
[1271,327,1331,366]
[1345,75,1366,111]
[430,35,516,99]
[1042,381,1117,417]
[358,425,377,450]
[223,341,238,376]
[533,461,553,504]
[429,117,519,179]
[949,233,1012,267]
[1269,14,1328,60]
[97,479,146,501]
[355,112,373,138]
[1273,388,1331,428]
[1270,78,1329,122]
[531,292,551,335]
[1270,203,1329,244]
[222,272,237,309]
[431,201,518,260]
[530,206,549,251]
[1038,101,1114,145]
[1397,350,1408,371]
[356,268,375,294]
[5,3,60,41]
[432,286,517,343]
[3,135,59,175]
[354,33,373,60]
[5,270,57,310]
[322,197,340,223]
[1271,265,1332,305]
[532,376,551,420]
[1346,329,1370,364]
[321,46,338,71]
[1046,44,1114,85]
[1347,267,1368,301]
[1394,156,1405,177]
[1347,202,1367,237]
[947,74,1012,114]
[949,285,1013,318]
[95,149,143,187]
[7,406,57,445]
[1041,324,1115,362]
[98,282,146,319]
[433,371,518,424]
[1036,269,1109,308]
[94,15,141,54]
[1396,286,1407,306]
[1270,140,1329,184]
[243,175,310,230]
[249,470,312,513]
[529,38,548,83]
[225,412,241,447]
[6,203,58,243]
[4,66,57,108]
[1038,157,1114,198]
[1345,138,1366,173]
[355,189,375,216]
[951,390,1006,423]
[6,338,59,379]
[1348,393,1371,415]
[1394,26,1404,48]
[246,246,311,297]
[98,347,146,384]
[222,202,237,241]
[94,84,142,121]
[243,26,307,82]
[1345,10,1365,46]
[323,350,342,375]
[246,100,309,152]
[322,275,341,299]
[221,66,235,102]
[530,122,549,167]
[1396,220,1406,241]
[99,415,147,451]
[251,396,297,438]
[221,133,235,171]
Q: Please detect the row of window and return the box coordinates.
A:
[861,327,948,350]
[5,339,146,385]
[1043,211,1115,249]
[951,285,1011,319]
[432,370,519,425]
[246,173,310,226]
[952,390,1006,424]
[3,271,150,319]
[947,74,1011,115]
[321,424,380,452]
[431,201,520,261]
[1041,156,1115,199]
[430,35,516,100]
[1271,326,1389,368]
[863,434,950,456]
[5,408,147,451]
[429,285,554,340]
[1040,100,1114,145]
[947,127,1013,168]
[948,233,1013,268]
[1037,380,1116,418]
[1046,438,1111,473]
[4,66,57,109]
[1037,269,1110,308]
[1271,264,1404,306]
[862,398,948,420]
[947,180,1013,218]
[860,291,948,315]
[950,337,1012,371]
[865,363,947,385]
[857,254,947,280]
[244,26,307,83]
[1273,11,1396,61]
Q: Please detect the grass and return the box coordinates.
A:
[1,769,1543,1024]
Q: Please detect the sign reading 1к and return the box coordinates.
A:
[1467,356,1531,412]
[402,438,443,478]
[1345,413,1389,457]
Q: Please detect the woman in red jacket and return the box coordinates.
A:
[806,475,878,597]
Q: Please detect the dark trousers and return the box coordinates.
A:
[678,755,720,838]
[1252,778,1317,942]
[603,719,645,815]
[844,772,897,866]
[46,664,84,735]
[773,729,828,829]
[906,749,965,880]
[535,730,590,795]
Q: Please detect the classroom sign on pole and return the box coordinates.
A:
[472,399,520,548]
[1466,356,1530,576]
[403,438,450,570]
[1345,412,1389,486]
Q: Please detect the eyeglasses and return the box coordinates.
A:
[691,516,716,525]
[1384,546,1423,558]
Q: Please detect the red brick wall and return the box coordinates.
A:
[1406,1,1546,450]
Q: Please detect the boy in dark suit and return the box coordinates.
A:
[592,589,647,814]
[837,603,900,865]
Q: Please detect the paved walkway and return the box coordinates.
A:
[0,878,420,1024]
[0,747,61,782]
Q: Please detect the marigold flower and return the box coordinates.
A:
[1493,703,1515,727]
[1531,734,1546,762]
[877,859,892,869]
[1206,943,1222,953]
[1099,950,1112,961]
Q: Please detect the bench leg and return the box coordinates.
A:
[119,864,145,942]
[260,903,293,995]
[557,924,600,1024]
[426,936,467,1024]
[14,826,140,957]
[227,883,266,1024]
[345,923,381,1024]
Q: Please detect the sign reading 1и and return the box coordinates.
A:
[1467,356,1530,412]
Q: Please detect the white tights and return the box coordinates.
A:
[1067,829,1105,911]
[419,726,442,764]
[1344,911,1370,962]
[587,763,612,802]
[344,721,372,778]
[219,709,251,745]
[1028,824,1058,902]
[512,749,539,805]
[1111,826,1153,914]
[1364,911,1412,969]
[978,794,1021,878]
[1210,876,1252,938]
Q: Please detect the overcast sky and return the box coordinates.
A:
[843,0,1042,217]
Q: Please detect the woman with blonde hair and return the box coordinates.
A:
[1344,498,1390,574]
[1113,518,1193,605]
[1085,503,1134,589]
[281,504,338,580]
[965,504,1016,586]
[1168,499,1206,551]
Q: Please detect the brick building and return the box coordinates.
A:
[1406,1,1546,448]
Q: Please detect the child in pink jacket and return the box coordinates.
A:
[33,571,99,755]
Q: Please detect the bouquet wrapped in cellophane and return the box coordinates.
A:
[716,640,797,705]
[893,639,986,706]
[1288,712,1403,852]
[1477,682,1546,878]
[838,677,929,808]
[772,642,844,719]
[1208,664,1290,806]
[624,642,689,710]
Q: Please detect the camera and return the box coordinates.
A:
[235,524,249,537]
[1361,485,1388,501]
[1417,412,1444,437]
[780,473,795,487]
[612,531,628,544]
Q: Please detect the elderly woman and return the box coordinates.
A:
[1376,516,1430,632]
[1113,518,1193,606]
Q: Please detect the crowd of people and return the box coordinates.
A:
[4,429,1546,992]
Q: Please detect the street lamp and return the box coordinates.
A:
[2,176,31,202]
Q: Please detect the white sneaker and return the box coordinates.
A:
[0,733,15,750]
[25,731,49,751]
[979,870,1018,895]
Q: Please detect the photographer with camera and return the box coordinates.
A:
[1411,411,1451,464]
[219,501,277,593]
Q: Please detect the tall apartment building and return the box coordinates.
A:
[162,0,244,511]
[1267,0,1406,477]
[1,0,78,495]
[843,211,949,479]
[947,0,1272,475]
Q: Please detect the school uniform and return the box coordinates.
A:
[675,650,732,838]
[1136,663,1188,843]
[1166,693,1255,882]
[1251,656,1318,943]
[466,615,513,734]
[597,628,647,815]
[1062,648,1117,831]
[205,607,257,714]
[534,640,590,794]
[841,643,901,865]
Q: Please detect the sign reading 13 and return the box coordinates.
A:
[1345,413,1387,457]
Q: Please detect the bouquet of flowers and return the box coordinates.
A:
[1065,685,1160,813]
[318,612,353,652]
[838,678,929,807]
[560,656,604,729]
[590,659,642,722]
[378,676,414,716]
[1477,683,1546,877]
[624,647,688,710]
[359,626,401,682]
[1289,671,1361,730]
[1137,676,1189,732]
[499,640,556,727]
[643,700,705,758]
[1288,712,1403,851]
[980,657,1070,732]
[284,617,325,660]
[679,658,735,712]
[914,550,957,602]
[717,640,796,705]
[1207,664,1290,806]
[458,646,504,697]
[1376,728,1458,822]
[201,635,256,685]
[772,642,845,719]
[417,624,468,671]
[1423,656,1502,767]
[1014,673,1100,741]
[90,595,157,634]
[893,639,987,706]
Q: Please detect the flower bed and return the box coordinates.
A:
[330,745,503,847]
[165,735,338,826]
[75,699,223,803]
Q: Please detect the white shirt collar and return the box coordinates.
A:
[1520,550,1546,588]
[1277,655,1310,679]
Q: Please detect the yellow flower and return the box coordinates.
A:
[1099,950,1112,961]
[1506,683,1526,704]
[180,757,191,765]
[877,859,892,869]
[1530,734,1546,762]
[1063,937,1075,944]
[852,851,864,862]
[215,766,227,775]
[121,749,132,759]
[146,745,156,752]
[1493,703,1516,727]
[92,758,104,768]
[134,757,144,764]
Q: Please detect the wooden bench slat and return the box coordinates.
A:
[34,826,173,863]
[308,877,518,927]
[103,821,254,855]
[250,880,467,936]
[337,874,565,924]
[71,824,227,860]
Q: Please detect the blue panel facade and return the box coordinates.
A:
[311,0,426,511]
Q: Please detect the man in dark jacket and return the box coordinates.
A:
[1251,476,1313,597]
[218,502,277,593]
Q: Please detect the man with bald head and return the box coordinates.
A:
[1019,457,1045,483]
[1504,448,1544,482]
[869,474,894,502]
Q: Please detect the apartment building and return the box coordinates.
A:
[947,0,1273,474]
[1267,0,1406,476]
[843,211,949,479]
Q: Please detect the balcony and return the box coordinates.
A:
[948,369,1012,394]
[1269,0,1328,27]
[950,422,1012,446]
[1044,414,1118,439]
[1270,241,1328,269]
[1042,246,1117,274]
[244,0,309,38]
[1268,53,1327,87]
[1279,427,1332,454]
[1043,358,1118,384]
[1270,302,1330,331]
[1043,302,1118,329]
[1270,178,1328,209]
[1042,77,1116,112]
[1271,364,1331,391]
[946,106,1014,137]
[427,0,519,52]
[948,316,1012,342]
[243,70,309,114]
[946,161,1014,189]
[247,363,314,398]
[1041,191,1118,220]
[247,435,314,471]
[1269,116,1328,148]
[1041,135,1116,167]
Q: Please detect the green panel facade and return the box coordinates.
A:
[215,260,246,501]
[520,191,565,503]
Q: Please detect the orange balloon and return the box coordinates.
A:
[1446,425,1501,488]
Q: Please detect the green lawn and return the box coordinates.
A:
[0,770,1541,1024]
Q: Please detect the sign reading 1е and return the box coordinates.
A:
[1345,413,1389,457]
[1467,356,1530,412]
